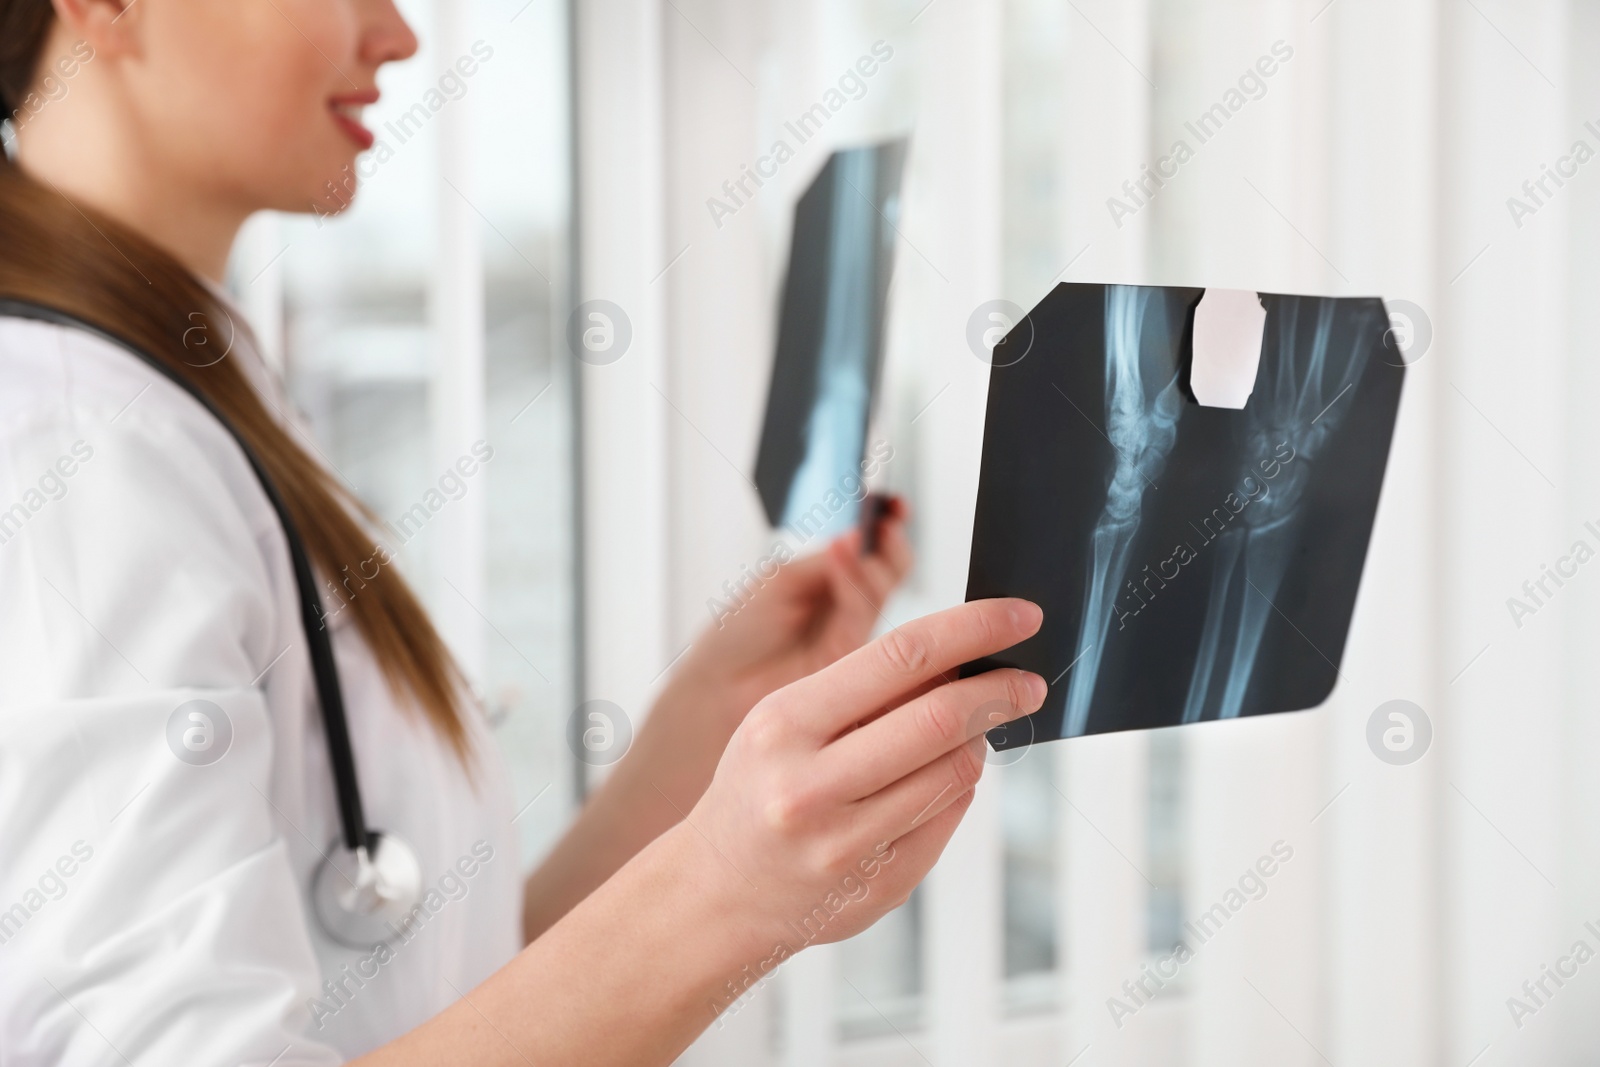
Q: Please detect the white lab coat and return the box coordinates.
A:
[0,312,522,1065]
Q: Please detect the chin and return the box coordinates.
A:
[307,193,358,223]
[301,158,364,221]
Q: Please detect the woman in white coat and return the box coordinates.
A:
[0,0,1047,1063]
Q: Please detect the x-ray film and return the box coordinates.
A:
[754,139,907,539]
[964,283,1406,747]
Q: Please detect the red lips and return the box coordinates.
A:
[329,88,380,150]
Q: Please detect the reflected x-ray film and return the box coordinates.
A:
[964,284,1406,747]
[754,139,907,540]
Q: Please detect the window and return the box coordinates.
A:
[226,0,578,869]
[1146,728,1187,959]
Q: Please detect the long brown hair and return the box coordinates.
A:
[0,2,474,764]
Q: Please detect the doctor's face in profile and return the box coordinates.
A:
[59,0,418,218]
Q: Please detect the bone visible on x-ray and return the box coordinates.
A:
[782,149,877,532]
[1061,286,1186,738]
[1180,296,1378,722]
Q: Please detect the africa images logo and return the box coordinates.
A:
[165,700,233,767]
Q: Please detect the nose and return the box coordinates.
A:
[359,0,420,66]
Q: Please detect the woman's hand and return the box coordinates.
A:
[683,597,1046,955]
[378,599,1046,1067]
[521,500,914,944]
[669,498,914,724]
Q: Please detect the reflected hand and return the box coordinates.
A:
[674,497,914,722]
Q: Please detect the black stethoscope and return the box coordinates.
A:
[0,299,423,949]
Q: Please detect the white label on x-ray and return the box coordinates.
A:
[1191,289,1266,409]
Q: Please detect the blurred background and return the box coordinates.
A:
[225,0,1600,1063]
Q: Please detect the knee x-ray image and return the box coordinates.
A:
[754,139,906,540]
[964,284,1406,746]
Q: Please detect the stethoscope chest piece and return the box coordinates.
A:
[312,831,424,949]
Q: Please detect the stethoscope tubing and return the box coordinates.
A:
[0,300,375,854]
